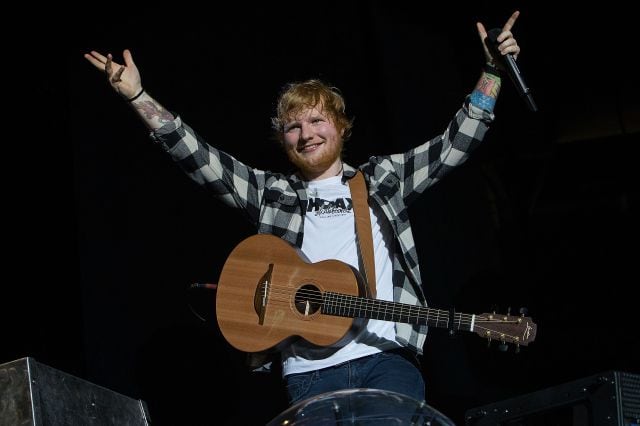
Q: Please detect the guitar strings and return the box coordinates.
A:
[254,284,498,327]
[271,288,470,323]
[254,290,524,342]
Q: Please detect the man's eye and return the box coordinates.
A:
[285,125,300,132]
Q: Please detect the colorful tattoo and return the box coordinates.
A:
[470,72,501,112]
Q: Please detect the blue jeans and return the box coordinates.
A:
[284,348,425,405]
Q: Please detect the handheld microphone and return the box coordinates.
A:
[486,28,537,112]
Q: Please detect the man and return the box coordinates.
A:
[84,11,521,406]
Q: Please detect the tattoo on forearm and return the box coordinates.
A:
[477,73,501,98]
[137,101,174,124]
[470,72,502,112]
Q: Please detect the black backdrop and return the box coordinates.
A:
[6,1,638,425]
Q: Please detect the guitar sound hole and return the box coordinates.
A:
[294,284,322,316]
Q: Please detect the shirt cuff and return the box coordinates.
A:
[149,114,183,149]
[465,96,495,123]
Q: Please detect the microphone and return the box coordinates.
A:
[486,28,537,112]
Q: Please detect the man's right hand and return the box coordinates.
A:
[84,49,142,100]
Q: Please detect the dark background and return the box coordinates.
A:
[6,1,638,425]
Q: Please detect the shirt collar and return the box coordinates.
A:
[288,162,358,185]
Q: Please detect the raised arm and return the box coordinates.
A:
[472,11,521,112]
[84,49,174,130]
[84,48,270,221]
[379,11,524,202]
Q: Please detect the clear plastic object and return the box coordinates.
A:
[267,388,457,425]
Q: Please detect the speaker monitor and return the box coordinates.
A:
[0,357,150,426]
[465,370,640,426]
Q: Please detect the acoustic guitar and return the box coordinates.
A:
[215,234,537,353]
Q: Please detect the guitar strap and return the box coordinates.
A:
[349,171,376,298]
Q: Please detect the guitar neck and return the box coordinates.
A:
[322,292,473,332]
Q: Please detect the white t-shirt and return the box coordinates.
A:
[282,175,401,376]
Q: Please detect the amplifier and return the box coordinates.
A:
[465,370,640,426]
[0,357,150,426]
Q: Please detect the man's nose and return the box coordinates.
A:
[300,122,314,141]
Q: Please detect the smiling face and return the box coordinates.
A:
[282,105,344,181]
[272,79,353,181]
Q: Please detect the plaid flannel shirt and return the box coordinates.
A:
[150,98,493,355]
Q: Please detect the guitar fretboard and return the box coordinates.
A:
[321,292,473,331]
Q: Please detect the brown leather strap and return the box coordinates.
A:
[349,171,376,298]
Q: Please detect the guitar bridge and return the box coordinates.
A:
[254,264,274,325]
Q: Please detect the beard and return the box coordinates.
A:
[285,139,343,177]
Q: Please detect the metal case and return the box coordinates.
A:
[0,357,150,426]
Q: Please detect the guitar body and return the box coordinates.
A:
[216,234,367,353]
